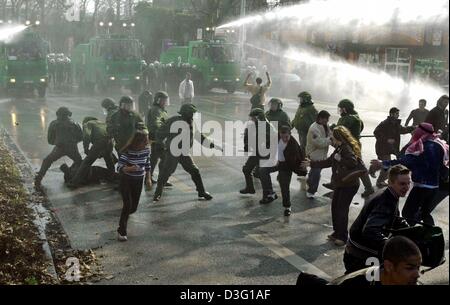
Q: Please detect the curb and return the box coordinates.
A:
[0,127,60,283]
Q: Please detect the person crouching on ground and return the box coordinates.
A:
[117,124,152,242]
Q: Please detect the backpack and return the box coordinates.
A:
[390,222,445,270]
[250,86,263,106]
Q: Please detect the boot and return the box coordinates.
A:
[34,174,43,188]
[240,174,255,194]
[198,191,213,200]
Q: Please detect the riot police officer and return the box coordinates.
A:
[153,103,215,202]
[35,107,83,187]
[147,91,170,185]
[106,96,144,155]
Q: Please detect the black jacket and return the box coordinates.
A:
[347,188,408,259]
[244,120,277,159]
[374,117,414,157]
[425,106,448,134]
[280,136,307,176]
[310,143,360,188]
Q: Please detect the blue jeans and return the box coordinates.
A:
[307,167,322,194]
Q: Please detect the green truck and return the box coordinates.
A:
[160,39,241,93]
[72,35,145,93]
[0,29,49,97]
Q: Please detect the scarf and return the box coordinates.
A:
[406,123,449,167]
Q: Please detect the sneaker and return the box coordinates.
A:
[117,233,128,242]
[327,234,337,242]
[306,192,315,199]
[198,192,213,200]
[284,208,291,217]
[239,188,256,194]
[153,194,161,202]
[361,188,375,198]
[259,193,278,204]
[322,182,334,190]
[376,181,388,188]
[164,182,173,187]
[151,178,157,184]
[334,239,346,247]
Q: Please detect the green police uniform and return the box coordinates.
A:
[69,118,116,187]
[35,107,83,185]
[292,92,318,150]
[147,92,169,180]
[153,104,213,201]
[265,98,291,130]
[107,109,144,154]
[334,99,364,141]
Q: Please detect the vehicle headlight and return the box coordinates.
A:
[109,76,115,81]
[135,76,140,80]
[213,78,219,82]
[236,78,240,82]
[40,78,46,83]
[10,78,15,83]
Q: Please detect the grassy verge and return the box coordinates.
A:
[0,138,56,284]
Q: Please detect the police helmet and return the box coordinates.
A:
[178,104,197,117]
[154,91,169,105]
[119,96,134,106]
[56,107,72,118]
[101,98,116,109]
[249,108,265,121]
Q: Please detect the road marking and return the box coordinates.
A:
[246,231,332,280]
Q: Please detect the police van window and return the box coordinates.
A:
[192,47,199,58]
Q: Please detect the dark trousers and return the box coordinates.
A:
[242,156,259,191]
[150,143,165,179]
[155,153,205,196]
[260,164,293,207]
[331,185,359,241]
[376,154,391,184]
[118,174,144,236]
[71,143,115,185]
[298,131,308,153]
[402,187,439,226]
[343,251,368,274]
[307,167,322,194]
[37,145,82,179]
[360,172,373,191]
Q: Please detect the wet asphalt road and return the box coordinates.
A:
[0,88,448,285]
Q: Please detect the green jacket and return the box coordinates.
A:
[336,113,364,140]
[83,120,109,151]
[147,105,168,143]
[105,106,119,126]
[107,110,143,153]
[292,103,318,135]
[265,109,291,129]
[48,118,82,147]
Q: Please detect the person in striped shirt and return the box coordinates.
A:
[117,124,151,241]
